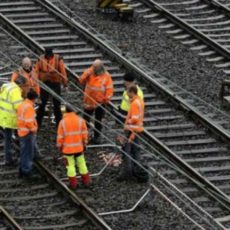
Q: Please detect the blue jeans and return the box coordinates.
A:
[120,133,141,176]
[4,128,13,163]
[19,133,35,175]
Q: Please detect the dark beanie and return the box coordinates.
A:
[44,47,53,57]
[123,73,135,82]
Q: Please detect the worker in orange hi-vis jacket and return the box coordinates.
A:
[35,47,68,128]
[117,85,146,182]
[17,89,39,179]
[79,59,114,144]
[11,57,40,98]
[56,106,90,189]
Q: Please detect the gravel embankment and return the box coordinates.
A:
[57,0,228,110]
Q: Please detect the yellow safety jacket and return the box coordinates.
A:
[0,82,23,129]
[120,85,143,112]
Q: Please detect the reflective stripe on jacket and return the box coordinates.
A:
[120,85,143,112]
[124,95,144,133]
[0,82,23,129]
[79,66,114,110]
[57,112,88,154]
[11,68,40,98]
[35,54,67,86]
[17,99,37,137]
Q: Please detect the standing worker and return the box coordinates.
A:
[56,106,90,189]
[0,76,25,166]
[117,85,145,182]
[17,89,38,178]
[118,73,143,122]
[11,57,40,98]
[35,48,68,128]
[79,59,114,144]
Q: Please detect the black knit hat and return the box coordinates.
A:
[123,73,135,82]
[44,47,53,57]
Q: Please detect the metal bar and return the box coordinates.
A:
[98,188,150,216]
[0,206,23,230]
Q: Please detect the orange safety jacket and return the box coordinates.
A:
[79,66,114,110]
[11,68,40,98]
[17,99,38,137]
[35,54,68,86]
[124,95,144,133]
[57,112,88,154]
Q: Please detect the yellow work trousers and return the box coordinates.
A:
[64,154,88,177]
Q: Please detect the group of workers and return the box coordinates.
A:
[0,47,145,188]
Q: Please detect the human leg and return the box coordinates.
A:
[76,154,90,186]
[52,83,62,127]
[64,155,77,188]
[4,128,13,164]
[19,133,34,176]
[36,87,49,128]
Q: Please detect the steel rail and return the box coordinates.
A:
[0,206,23,230]
[1,0,230,222]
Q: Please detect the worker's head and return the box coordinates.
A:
[26,89,38,101]
[14,75,27,87]
[65,105,74,113]
[123,73,135,89]
[22,57,32,72]
[44,47,54,59]
[93,59,105,76]
[127,85,138,100]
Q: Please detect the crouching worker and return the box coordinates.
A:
[17,89,38,178]
[56,106,90,189]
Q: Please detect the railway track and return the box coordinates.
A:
[1,0,230,228]
[0,34,226,229]
[128,0,230,75]
[0,132,111,230]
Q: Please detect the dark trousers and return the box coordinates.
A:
[83,106,105,138]
[115,107,128,124]
[37,82,62,128]
[19,133,36,175]
[4,128,13,163]
[120,133,141,176]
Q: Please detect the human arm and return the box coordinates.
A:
[56,120,64,151]
[104,74,114,103]
[79,67,93,86]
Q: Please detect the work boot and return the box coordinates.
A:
[81,173,91,186]
[69,176,78,189]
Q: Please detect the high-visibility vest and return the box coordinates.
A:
[17,99,37,137]
[124,95,144,133]
[11,68,40,98]
[0,82,23,129]
[35,54,67,86]
[120,85,143,112]
[57,112,88,154]
[79,66,114,110]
